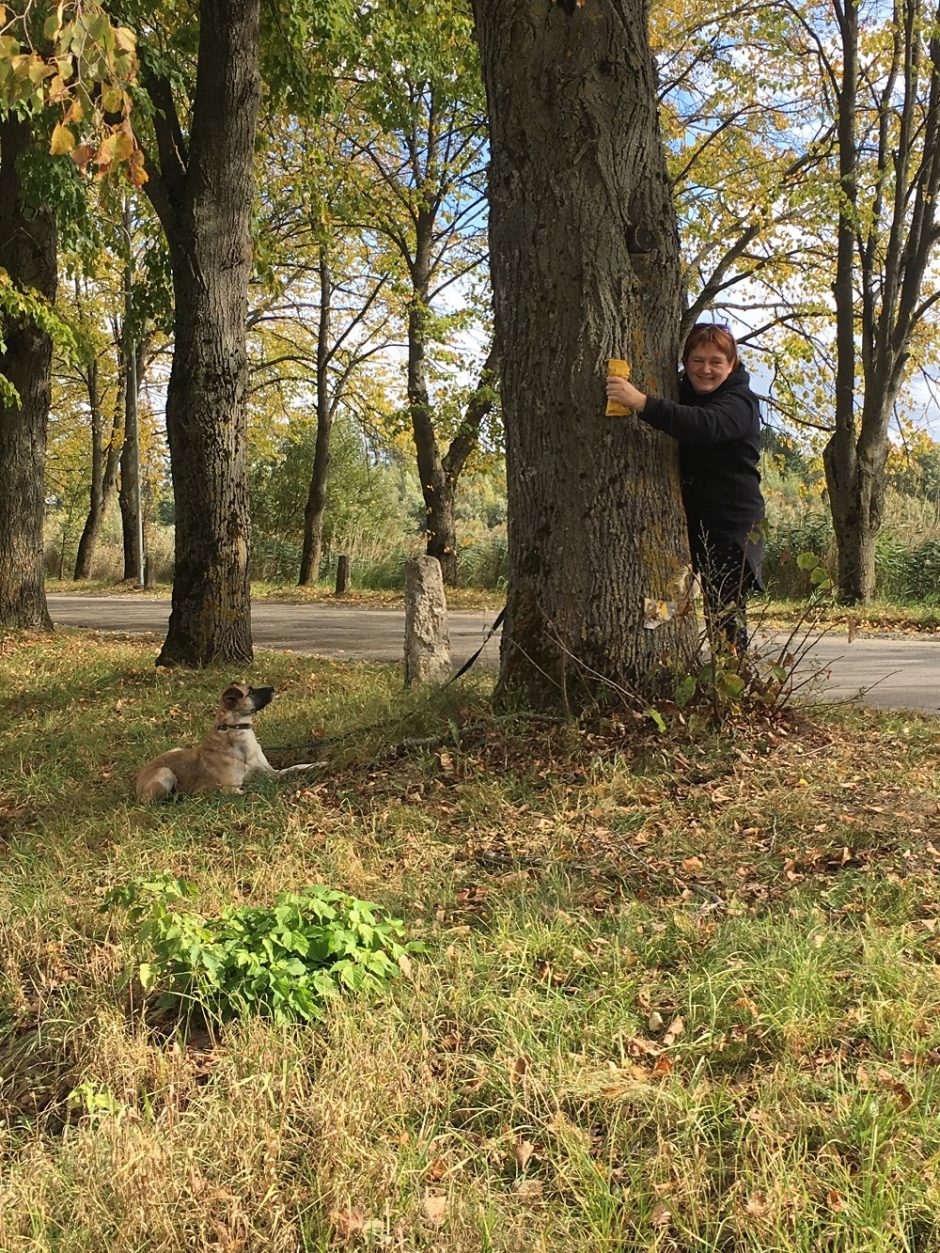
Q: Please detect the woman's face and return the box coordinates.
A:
[685,345,734,395]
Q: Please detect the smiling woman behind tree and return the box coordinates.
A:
[606,323,765,650]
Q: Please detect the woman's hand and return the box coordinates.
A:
[605,373,647,412]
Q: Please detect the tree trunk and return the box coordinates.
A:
[823,0,863,602]
[825,383,895,603]
[407,208,458,584]
[120,199,144,585]
[119,342,144,582]
[144,0,261,665]
[823,0,940,604]
[0,115,55,630]
[74,360,123,581]
[472,0,696,708]
[299,245,333,586]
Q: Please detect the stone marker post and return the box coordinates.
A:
[404,556,451,686]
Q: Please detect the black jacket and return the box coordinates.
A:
[639,368,764,582]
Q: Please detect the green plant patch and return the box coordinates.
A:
[103,874,425,1025]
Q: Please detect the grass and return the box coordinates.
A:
[756,597,940,634]
[1,630,940,1250]
[44,578,505,613]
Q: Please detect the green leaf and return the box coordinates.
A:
[675,675,697,706]
[718,672,746,700]
[646,707,667,733]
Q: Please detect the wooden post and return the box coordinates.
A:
[335,554,350,596]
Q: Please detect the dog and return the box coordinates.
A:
[135,682,318,803]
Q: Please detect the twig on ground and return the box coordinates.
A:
[621,842,727,909]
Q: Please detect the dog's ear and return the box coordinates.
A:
[221,683,247,707]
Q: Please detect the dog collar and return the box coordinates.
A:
[217,723,252,732]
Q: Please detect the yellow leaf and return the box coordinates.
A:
[114,26,137,53]
[50,122,75,156]
[101,84,123,114]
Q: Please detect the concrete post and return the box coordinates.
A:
[404,556,451,686]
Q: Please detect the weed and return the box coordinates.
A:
[103,874,424,1026]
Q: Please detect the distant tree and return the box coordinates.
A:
[247,114,399,587]
[822,0,940,602]
[653,0,940,603]
[353,0,496,584]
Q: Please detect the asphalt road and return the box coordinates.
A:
[46,594,940,715]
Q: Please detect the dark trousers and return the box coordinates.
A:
[690,532,758,652]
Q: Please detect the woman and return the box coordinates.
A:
[605,323,764,650]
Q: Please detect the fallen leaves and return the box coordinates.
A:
[422,1193,447,1225]
[512,1138,535,1171]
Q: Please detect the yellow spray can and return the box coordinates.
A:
[606,358,632,416]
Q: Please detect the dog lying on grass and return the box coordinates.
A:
[135,682,318,802]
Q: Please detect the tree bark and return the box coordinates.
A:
[406,206,459,583]
[0,115,56,630]
[119,340,145,582]
[142,0,261,665]
[472,0,696,707]
[299,245,333,586]
[73,359,123,580]
[823,0,865,601]
[438,342,499,584]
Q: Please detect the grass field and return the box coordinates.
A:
[1,629,940,1251]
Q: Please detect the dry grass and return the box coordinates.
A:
[1,630,940,1250]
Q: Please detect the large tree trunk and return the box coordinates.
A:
[472,0,696,708]
[144,0,260,665]
[299,246,333,586]
[0,115,56,630]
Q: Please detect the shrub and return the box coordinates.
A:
[103,875,423,1026]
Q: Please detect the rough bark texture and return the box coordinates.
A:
[403,556,451,685]
[472,0,695,707]
[143,0,261,665]
[0,115,55,630]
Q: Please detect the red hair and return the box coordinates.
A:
[682,323,741,372]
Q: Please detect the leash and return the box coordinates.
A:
[445,606,505,685]
[266,606,507,756]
